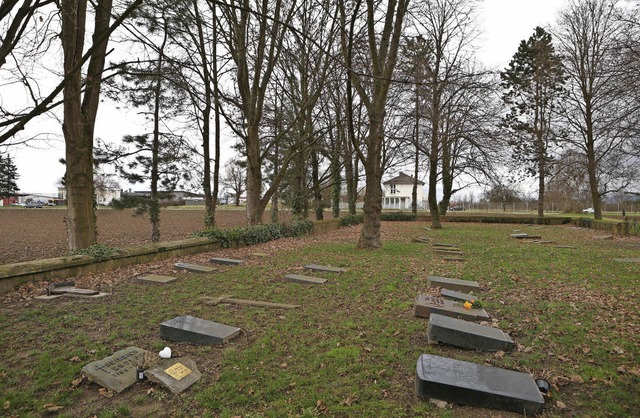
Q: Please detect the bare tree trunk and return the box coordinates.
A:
[61,0,114,250]
[412,84,419,216]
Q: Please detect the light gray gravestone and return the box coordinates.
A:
[440,288,480,302]
[144,357,202,394]
[174,262,216,273]
[284,273,327,285]
[160,315,240,345]
[137,274,177,284]
[82,346,151,393]
[415,354,544,415]
[427,313,515,352]
[510,233,542,239]
[427,276,480,293]
[209,257,244,265]
[414,294,490,321]
[303,264,346,273]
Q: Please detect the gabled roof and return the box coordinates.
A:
[383,172,424,186]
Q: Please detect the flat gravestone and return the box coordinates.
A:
[209,257,244,265]
[613,257,640,263]
[414,294,489,321]
[160,315,240,345]
[433,248,463,254]
[145,357,201,394]
[427,313,515,352]
[428,276,480,293]
[440,288,480,302]
[174,262,216,273]
[284,273,327,285]
[137,274,177,284]
[303,264,346,273]
[593,235,614,240]
[510,233,542,239]
[432,243,458,248]
[416,354,544,415]
[82,346,150,393]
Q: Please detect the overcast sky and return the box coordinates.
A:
[9,0,569,194]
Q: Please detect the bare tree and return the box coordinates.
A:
[222,159,246,206]
[341,0,410,249]
[555,0,639,219]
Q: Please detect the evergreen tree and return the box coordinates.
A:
[501,27,564,217]
[0,154,20,197]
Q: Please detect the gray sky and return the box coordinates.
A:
[10,0,569,194]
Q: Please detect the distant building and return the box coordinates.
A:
[382,172,425,210]
[58,187,122,206]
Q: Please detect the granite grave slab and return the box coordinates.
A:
[428,276,480,293]
[284,273,327,285]
[174,262,217,273]
[209,257,244,265]
[414,294,490,321]
[160,315,240,345]
[416,354,544,415]
[82,346,151,393]
[440,288,480,302]
[427,313,515,352]
[145,357,201,394]
[303,264,346,273]
[137,274,177,284]
[432,243,458,248]
[510,233,542,239]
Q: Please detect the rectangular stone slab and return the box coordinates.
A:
[427,313,515,352]
[416,354,544,415]
[510,234,542,239]
[440,288,480,302]
[303,264,346,273]
[160,315,240,345]
[174,262,216,273]
[433,249,463,254]
[432,243,458,248]
[284,274,327,285]
[145,357,201,394]
[82,346,150,393]
[209,257,244,265]
[48,286,99,295]
[414,294,490,321]
[428,276,480,293]
[137,274,177,284]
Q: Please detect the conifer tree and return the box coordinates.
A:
[0,154,20,197]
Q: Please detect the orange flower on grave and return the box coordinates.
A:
[463,301,472,310]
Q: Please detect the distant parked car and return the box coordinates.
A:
[449,206,465,211]
[25,201,43,208]
[582,207,594,214]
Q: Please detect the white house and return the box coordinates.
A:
[382,172,425,210]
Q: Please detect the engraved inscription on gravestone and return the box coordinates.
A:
[82,346,151,393]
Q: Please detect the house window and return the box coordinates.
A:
[390,184,397,194]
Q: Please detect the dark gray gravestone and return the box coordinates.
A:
[510,233,542,239]
[414,294,490,321]
[303,264,346,273]
[440,288,479,302]
[416,354,544,415]
[209,257,244,265]
[427,313,515,352]
[174,262,216,273]
[137,274,177,284]
[427,276,480,293]
[82,346,150,393]
[432,243,458,248]
[145,357,201,394]
[284,273,327,285]
[613,258,640,263]
[160,315,240,345]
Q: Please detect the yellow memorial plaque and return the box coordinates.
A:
[164,362,192,381]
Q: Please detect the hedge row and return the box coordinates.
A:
[194,220,314,248]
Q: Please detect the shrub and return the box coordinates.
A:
[340,214,364,226]
[69,244,125,261]
[194,220,314,248]
[380,212,416,221]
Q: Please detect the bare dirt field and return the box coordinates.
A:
[0,207,285,264]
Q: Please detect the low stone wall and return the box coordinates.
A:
[0,237,221,294]
[572,218,630,235]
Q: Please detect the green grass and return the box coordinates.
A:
[0,222,638,417]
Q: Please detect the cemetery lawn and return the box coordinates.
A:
[0,222,638,417]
